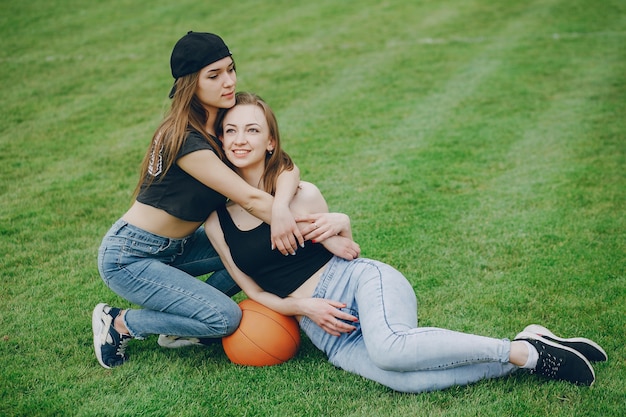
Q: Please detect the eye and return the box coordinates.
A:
[224,128,236,134]
[247,127,260,133]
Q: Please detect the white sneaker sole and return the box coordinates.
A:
[92,303,112,369]
[522,324,607,362]
[157,334,202,348]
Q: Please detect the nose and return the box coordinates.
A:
[233,130,247,145]
[224,72,236,87]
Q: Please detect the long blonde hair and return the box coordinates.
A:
[216,92,294,196]
[133,73,227,198]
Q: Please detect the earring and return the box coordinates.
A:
[268,150,274,155]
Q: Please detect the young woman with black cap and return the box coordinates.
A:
[204,92,607,393]
[92,32,307,369]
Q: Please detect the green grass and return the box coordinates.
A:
[1,0,624,415]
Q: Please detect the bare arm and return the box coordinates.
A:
[290,182,360,260]
[177,149,302,255]
[296,212,353,242]
[271,165,305,254]
[205,211,357,336]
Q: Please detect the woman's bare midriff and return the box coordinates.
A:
[288,262,330,322]
[121,201,203,239]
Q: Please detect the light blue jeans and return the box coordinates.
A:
[97,219,241,339]
[300,257,518,393]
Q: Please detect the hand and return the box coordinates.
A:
[300,298,358,337]
[271,205,305,256]
[318,235,360,260]
[296,212,352,243]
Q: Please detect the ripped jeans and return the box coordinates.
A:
[97,219,241,339]
[299,257,517,393]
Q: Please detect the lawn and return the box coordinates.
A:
[1,0,624,416]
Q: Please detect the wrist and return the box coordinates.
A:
[271,203,290,215]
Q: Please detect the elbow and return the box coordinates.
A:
[240,190,265,215]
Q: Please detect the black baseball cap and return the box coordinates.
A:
[168,31,232,98]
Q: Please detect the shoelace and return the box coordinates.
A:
[116,335,131,357]
[535,350,563,377]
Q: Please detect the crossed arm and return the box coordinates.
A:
[205,182,360,336]
[178,149,303,255]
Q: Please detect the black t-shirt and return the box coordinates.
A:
[217,205,333,298]
[136,130,227,222]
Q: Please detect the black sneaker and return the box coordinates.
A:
[92,303,131,369]
[519,324,607,362]
[515,332,595,386]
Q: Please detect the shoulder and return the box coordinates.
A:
[292,181,328,213]
[185,130,212,145]
[295,181,322,200]
[180,130,217,157]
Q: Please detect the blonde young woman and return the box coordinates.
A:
[204,92,606,393]
[92,33,306,369]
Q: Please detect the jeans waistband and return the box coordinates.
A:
[311,256,342,299]
[109,219,192,244]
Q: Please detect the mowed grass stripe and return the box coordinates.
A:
[270,1,536,202]
[426,14,625,330]
[454,15,625,262]
[304,4,556,227]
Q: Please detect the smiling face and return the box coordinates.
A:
[221,104,275,172]
[195,56,237,112]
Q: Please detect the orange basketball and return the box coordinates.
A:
[222,299,300,366]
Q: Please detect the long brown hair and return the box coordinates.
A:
[132,72,227,198]
[216,92,294,196]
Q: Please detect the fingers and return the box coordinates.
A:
[344,242,361,259]
[272,240,290,256]
[339,250,357,261]
[293,228,305,249]
[272,232,304,256]
[282,236,297,255]
[285,235,298,255]
[294,214,319,224]
[324,318,357,336]
[334,309,358,324]
[322,300,358,336]
[304,230,329,243]
[273,237,295,256]
[303,223,336,243]
[302,221,322,238]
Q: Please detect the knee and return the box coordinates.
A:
[222,303,242,335]
[199,300,242,337]
[367,344,405,371]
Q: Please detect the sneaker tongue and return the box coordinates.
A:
[108,307,122,318]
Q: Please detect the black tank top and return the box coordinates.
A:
[216,205,333,297]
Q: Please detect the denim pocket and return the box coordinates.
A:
[338,307,360,326]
